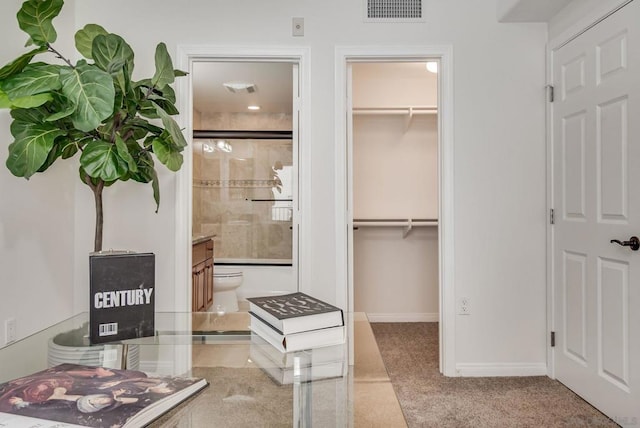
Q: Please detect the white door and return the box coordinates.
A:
[552,1,640,425]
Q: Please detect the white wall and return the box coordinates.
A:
[354,227,439,321]
[0,0,77,346]
[1,0,550,370]
[352,62,438,219]
[549,0,630,42]
[71,0,548,369]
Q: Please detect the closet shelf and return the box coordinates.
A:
[353,219,438,239]
[352,106,437,115]
[353,106,437,132]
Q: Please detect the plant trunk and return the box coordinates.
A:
[92,180,105,252]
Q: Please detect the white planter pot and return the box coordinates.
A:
[47,322,139,370]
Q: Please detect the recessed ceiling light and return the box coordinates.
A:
[426,61,438,73]
[247,105,261,111]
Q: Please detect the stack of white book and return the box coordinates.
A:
[247,292,345,353]
[249,335,346,385]
[247,292,346,384]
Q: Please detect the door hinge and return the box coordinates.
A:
[546,85,554,103]
[550,331,556,347]
[550,208,555,225]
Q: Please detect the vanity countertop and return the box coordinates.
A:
[192,234,216,245]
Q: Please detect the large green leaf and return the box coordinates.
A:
[123,118,162,140]
[6,121,65,178]
[159,84,176,103]
[0,90,11,108]
[138,101,160,120]
[45,103,74,121]
[61,133,93,160]
[115,135,137,172]
[10,105,48,122]
[92,34,134,75]
[129,151,160,211]
[0,90,52,109]
[151,42,174,88]
[36,139,62,172]
[79,140,128,181]
[78,166,103,188]
[150,169,160,212]
[152,136,183,172]
[60,63,115,132]
[74,24,108,59]
[155,105,187,148]
[133,78,152,90]
[0,46,47,80]
[58,137,79,159]
[148,95,179,115]
[122,123,149,142]
[2,63,61,99]
[17,0,64,46]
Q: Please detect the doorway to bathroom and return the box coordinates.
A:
[188,56,305,312]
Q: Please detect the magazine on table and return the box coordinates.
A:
[0,363,208,427]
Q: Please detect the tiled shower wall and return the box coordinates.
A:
[193,112,293,262]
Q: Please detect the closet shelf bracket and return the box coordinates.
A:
[404,107,414,132]
[403,219,413,238]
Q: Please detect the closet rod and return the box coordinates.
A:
[352,107,437,115]
[353,219,438,238]
[353,219,438,227]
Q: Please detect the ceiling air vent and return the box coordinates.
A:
[223,82,257,94]
[364,0,425,23]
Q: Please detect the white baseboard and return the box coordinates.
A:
[455,363,547,377]
[366,312,439,323]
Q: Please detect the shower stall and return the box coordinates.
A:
[192,130,296,297]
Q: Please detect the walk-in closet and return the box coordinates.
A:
[352,62,439,322]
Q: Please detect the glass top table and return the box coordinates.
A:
[0,312,406,427]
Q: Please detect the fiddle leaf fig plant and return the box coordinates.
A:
[0,0,187,252]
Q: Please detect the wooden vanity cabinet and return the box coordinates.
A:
[192,239,214,312]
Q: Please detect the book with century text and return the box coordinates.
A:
[89,252,155,344]
[246,292,344,335]
[0,363,208,428]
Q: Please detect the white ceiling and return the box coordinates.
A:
[497,0,574,22]
[192,61,293,115]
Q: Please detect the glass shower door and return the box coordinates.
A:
[193,136,293,265]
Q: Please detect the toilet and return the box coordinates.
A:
[211,268,243,313]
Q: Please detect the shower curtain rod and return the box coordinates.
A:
[193,130,293,140]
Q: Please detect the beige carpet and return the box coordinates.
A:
[371,323,618,428]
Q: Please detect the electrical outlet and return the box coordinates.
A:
[5,318,16,344]
[458,297,470,315]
